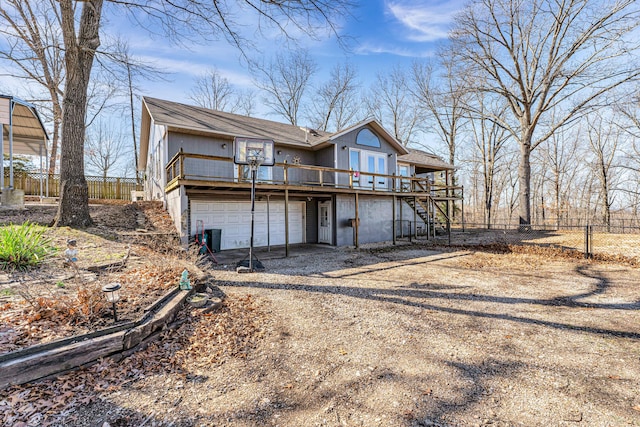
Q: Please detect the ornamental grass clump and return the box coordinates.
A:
[0,221,57,271]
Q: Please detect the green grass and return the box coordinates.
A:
[0,221,57,271]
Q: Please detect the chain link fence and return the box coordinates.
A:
[396,221,640,262]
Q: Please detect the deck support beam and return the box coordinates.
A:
[355,192,359,248]
[392,195,396,245]
[285,188,290,257]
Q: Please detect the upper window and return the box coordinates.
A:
[356,128,380,148]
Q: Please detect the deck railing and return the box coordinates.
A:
[165,151,463,196]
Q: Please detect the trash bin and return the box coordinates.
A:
[205,229,222,253]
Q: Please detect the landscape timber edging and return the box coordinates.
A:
[0,287,193,390]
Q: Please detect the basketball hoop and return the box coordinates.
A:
[233,137,275,273]
[234,137,275,168]
[246,148,265,171]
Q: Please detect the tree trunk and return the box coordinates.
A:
[54,0,103,227]
[518,131,532,229]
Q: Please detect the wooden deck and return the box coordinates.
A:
[165,151,463,199]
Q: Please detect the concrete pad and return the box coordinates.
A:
[0,188,24,208]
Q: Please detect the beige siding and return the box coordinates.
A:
[0,98,10,125]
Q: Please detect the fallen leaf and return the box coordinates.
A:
[632,405,640,412]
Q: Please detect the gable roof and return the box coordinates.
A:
[398,148,454,172]
[311,118,409,155]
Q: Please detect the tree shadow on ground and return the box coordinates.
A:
[226,263,640,339]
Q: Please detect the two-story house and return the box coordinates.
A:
[139,97,461,252]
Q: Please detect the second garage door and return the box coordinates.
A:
[191,201,305,250]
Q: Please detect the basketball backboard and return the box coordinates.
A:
[233,137,275,166]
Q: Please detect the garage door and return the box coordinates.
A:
[191,201,305,250]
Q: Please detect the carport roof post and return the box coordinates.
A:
[0,95,50,190]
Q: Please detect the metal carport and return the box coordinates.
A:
[0,95,49,204]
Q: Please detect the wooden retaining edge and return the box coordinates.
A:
[0,288,193,390]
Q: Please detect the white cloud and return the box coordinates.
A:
[136,55,253,86]
[354,42,434,58]
[386,0,464,42]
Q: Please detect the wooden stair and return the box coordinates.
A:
[402,196,449,235]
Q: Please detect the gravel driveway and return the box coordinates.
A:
[71,245,640,426]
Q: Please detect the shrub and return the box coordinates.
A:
[0,221,57,270]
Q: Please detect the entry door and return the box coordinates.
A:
[363,151,387,189]
[318,201,332,244]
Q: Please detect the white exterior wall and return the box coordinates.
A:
[335,194,394,246]
[144,121,168,202]
[166,186,189,245]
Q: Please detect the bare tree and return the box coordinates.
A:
[308,62,362,132]
[231,88,257,117]
[467,95,510,228]
[0,0,64,175]
[616,99,640,222]
[85,121,129,180]
[189,68,235,111]
[537,125,583,227]
[0,0,353,226]
[451,0,640,227]
[586,114,622,229]
[109,41,166,185]
[253,49,318,126]
[189,68,259,118]
[411,58,468,185]
[493,150,520,225]
[365,66,421,146]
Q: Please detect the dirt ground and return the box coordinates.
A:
[0,201,183,352]
[2,205,640,426]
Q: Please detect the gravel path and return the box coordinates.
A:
[69,246,640,426]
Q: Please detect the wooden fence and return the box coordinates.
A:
[2,171,142,200]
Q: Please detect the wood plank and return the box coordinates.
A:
[0,331,126,389]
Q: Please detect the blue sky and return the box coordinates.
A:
[119,0,467,113]
[1,0,466,175]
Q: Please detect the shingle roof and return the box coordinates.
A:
[142,97,329,147]
[139,97,452,172]
[398,148,454,171]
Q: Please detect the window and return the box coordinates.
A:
[236,165,272,182]
[397,164,410,191]
[356,128,380,148]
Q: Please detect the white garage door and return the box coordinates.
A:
[191,201,305,250]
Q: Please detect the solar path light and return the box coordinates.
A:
[102,282,121,322]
